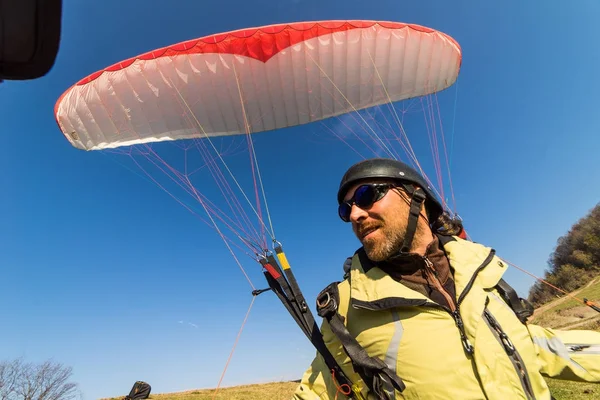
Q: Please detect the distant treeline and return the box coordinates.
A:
[528,203,600,307]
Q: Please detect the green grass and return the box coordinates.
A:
[548,280,600,314]
[546,378,599,399]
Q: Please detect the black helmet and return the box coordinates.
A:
[337,158,444,222]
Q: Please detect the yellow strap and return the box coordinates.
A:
[275,249,291,271]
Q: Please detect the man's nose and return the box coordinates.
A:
[349,204,368,223]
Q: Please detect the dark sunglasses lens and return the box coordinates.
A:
[355,185,377,208]
[338,203,351,222]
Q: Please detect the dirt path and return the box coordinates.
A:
[559,314,600,330]
[531,278,600,318]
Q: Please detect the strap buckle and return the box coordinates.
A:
[316,283,340,319]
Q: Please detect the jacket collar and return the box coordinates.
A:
[349,236,506,304]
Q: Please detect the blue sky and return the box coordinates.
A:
[2,0,600,398]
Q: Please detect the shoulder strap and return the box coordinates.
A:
[495,278,534,324]
[317,283,406,400]
[343,257,352,280]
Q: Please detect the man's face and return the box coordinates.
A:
[343,181,412,261]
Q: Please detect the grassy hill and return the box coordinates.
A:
[109,280,600,400]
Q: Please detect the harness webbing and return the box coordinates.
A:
[317,283,406,400]
[255,247,364,399]
[495,278,534,323]
[399,187,426,254]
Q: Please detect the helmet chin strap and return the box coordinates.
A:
[399,186,427,255]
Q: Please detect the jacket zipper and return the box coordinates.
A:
[422,256,474,355]
[421,249,496,355]
[457,250,496,305]
[483,308,535,400]
[355,296,476,356]
[451,249,496,355]
[422,257,456,312]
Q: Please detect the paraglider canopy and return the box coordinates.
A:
[54,20,461,151]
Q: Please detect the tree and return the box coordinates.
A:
[0,359,23,400]
[0,359,78,400]
[528,202,600,306]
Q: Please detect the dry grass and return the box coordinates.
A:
[104,381,299,400]
[106,379,600,400]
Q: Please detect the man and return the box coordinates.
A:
[293,158,600,400]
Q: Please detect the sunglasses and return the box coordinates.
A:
[338,183,395,222]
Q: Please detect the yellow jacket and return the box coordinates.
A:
[293,236,600,399]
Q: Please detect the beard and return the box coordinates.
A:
[362,224,405,261]
[357,211,428,261]
[357,211,407,262]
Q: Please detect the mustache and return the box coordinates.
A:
[355,223,381,238]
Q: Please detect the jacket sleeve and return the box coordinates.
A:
[527,323,600,382]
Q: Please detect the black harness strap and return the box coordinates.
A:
[495,278,534,324]
[399,188,426,254]
[317,283,406,400]
[258,257,360,399]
